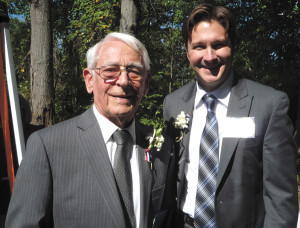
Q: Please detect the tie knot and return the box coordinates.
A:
[202,94,218,112]
[113,130,131,145]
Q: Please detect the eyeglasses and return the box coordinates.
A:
[94,65,145,83]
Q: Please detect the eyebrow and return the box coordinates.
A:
[189,38,230,48]
[101,62,144,69]
[126,62,144,69]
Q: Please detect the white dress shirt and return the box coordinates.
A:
[181,73,233,217]
[93,105,141,227]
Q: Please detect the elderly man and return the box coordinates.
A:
[6,32,174,228]
[163,3,298,228]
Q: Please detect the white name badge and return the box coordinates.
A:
[222,117,255,138]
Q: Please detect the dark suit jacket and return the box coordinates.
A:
[5,107,174,228]
[163,75,298,228]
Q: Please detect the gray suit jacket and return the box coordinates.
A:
[6,107,174,228]
[163,75,298,228]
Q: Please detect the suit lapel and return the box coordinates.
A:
[136,123,153,228]
[216,77,253,188]
[77,107,125,226]
[180,82,197,160]
[175,82,197,199]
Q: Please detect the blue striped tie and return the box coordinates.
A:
[194,94,219,228]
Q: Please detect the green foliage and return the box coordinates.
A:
[66,0,119,63]
[51,0,120,122]
[8,0,300,126]
[134,0,200,125]
[138,93,165,128]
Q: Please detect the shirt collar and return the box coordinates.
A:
[93,104,136,144]
[195,71,234,109]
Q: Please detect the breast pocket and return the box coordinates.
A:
[237,137,260,149]
[152,184,165,213]
[235,136,263,172]
[236,129,264,149]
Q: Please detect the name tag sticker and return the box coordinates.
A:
[222,117,255,138]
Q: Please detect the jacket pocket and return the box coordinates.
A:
[152,184,165,200]
[152,184,166,213]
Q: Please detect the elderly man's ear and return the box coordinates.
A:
[83,69,94,94]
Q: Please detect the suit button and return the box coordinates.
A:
[219,200,223,204]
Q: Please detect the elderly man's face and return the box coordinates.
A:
[83,40,149,128]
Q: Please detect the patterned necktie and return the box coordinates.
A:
[194,94,219,228]
[113,130,135,227]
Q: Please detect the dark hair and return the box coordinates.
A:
[182,3,235,48]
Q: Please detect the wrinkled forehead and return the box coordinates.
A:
[96,40,143,67]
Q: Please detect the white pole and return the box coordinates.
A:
[2,22,24,164]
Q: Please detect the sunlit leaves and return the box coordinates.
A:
[8,0,300,125]
[52,0,119,121]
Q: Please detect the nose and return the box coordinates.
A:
[203,47,217,62]
[116,68,130,87]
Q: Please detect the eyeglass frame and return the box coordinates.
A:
[92,64,146,83]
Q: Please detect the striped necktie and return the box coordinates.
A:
[194,94,219,228]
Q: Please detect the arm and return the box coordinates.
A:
[5,132,53,228]
[263,93,298,227]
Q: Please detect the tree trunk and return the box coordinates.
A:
[120,0,137,35]
[30,0,54,126]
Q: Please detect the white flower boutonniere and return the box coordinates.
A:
[174,111,190,142]
[145,128,165,168]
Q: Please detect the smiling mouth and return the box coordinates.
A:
[111,94,135,100]
[204,64,221,70]
[199,66,221,77]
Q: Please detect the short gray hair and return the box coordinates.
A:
[86,32,151,71]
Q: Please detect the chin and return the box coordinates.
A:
[199,75,220,84]
[114,109,136,118]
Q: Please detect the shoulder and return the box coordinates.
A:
[165,81,196,100]
[31,115,79,137]
[235,78,288,103]
[240,78,285,95]
[28,108,93,143]
[163,81,196,116]
[231,78,292,124]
